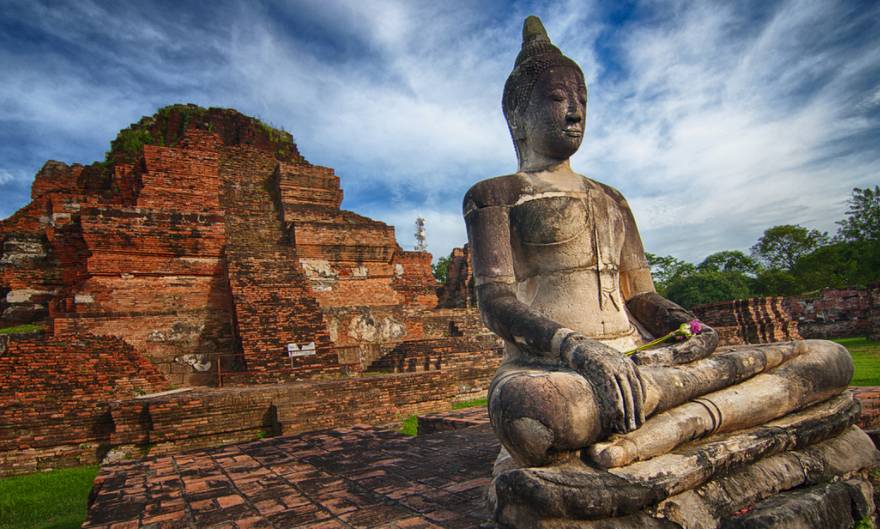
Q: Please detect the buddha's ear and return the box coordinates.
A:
[508,109,526,141]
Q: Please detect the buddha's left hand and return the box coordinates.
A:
[632,324,719,366]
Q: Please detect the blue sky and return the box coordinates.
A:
[1,0,878,263]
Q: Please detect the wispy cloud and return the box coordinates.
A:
[1,0,877,265]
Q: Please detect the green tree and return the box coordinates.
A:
[791,242,861,291]
[697,250,760,276]
[646,253,695,296]
[665,270,753,309]
[432,256,450,284]
[750,224,828,271]
[837,185,880,243]
[752,269,800,296]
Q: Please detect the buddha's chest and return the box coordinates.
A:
[509,191,626,279]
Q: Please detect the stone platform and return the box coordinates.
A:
[84,422,499,529]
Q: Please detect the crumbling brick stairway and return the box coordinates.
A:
[219,146,338,382]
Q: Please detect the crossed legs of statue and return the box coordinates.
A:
[488,339,854,470]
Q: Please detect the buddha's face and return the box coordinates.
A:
[519,66,587,162]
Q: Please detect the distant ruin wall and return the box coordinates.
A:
[437,245,475,309]
[692,297,802,346]
[692,285,880,344]
[871,284,880,341]
[786,285,880,339]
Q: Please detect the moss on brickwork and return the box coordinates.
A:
[104,104,299,165]
[0,323,45,335]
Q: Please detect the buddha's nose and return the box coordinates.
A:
[566,106,582,123]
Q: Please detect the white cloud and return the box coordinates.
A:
[572,0,880,261]
[0,169,20,186]
[1,0,877,267]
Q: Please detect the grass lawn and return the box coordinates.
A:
[833,337,880,387]
[0,466,98,529]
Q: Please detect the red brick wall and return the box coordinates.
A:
[787,287,875,339]
[0,106,504,476]
[870,284,880,341]
[692,297,802,346]
[695,287,880,343]
[30,161,83,200]
[0,334,167,476]
[106,342,502,460]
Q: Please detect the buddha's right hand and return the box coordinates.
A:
[558,332,646,433]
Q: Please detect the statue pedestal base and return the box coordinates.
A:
[489,394,879,529]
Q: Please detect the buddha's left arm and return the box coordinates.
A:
[613,191,719,361]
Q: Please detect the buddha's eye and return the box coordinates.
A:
[550,90,566,102]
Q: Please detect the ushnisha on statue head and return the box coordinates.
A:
[502,16,588,171]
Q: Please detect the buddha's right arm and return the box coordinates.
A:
[463,199,567,356]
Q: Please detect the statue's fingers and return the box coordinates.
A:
[630,367,646,426]
[617,373,637,432]
[608,376,627,432]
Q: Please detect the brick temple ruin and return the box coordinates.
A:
[692,284,880,346]
[0,105,495,476]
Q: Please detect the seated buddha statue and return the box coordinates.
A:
[464,16,855,471]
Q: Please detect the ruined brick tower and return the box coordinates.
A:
[0,104,475,386]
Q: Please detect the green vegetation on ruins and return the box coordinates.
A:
[105,104,297,164]
[399,397,487,436]
[77,104,300,192]
[400,415,419,436]
[0,465,98,529]
[649,186,880,309]
[0,323,45,335]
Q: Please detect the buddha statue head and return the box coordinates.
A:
[503,16,588,171]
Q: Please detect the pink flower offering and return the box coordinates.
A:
[689,320,703,335]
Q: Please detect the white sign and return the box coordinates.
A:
[287,342,316,367]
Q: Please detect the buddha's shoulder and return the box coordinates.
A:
[588,178,630,207]
[463,173,530,211]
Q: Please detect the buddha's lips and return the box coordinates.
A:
[564,129,583,137]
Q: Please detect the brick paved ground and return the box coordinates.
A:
[84,421,498,529]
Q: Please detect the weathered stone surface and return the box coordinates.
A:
[490,395,863,522]
[591,340,852,467]
[719,479,873,529]
[655,427,878,528]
